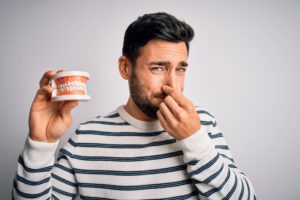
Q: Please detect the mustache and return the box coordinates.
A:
[153,92,167,99]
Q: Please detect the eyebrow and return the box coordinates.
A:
[148,61,189,67]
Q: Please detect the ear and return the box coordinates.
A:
[118,56,132,80]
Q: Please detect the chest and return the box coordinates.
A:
[71,135,197,199]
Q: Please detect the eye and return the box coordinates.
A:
[176,67,187,72]
[151,66,164,72]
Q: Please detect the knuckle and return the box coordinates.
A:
[42,85,52,93]
[169,122,177,129]
[44,70,53,77]
[174,109,180,117]
[179,112,188,121]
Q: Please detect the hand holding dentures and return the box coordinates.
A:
[28,70,90,143]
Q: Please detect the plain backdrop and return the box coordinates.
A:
[1,0,299,199]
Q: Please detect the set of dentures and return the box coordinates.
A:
[57,81,87,93]
[50,71,91,101]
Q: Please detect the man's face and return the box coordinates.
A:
[129,39,188,119]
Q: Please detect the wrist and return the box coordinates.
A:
[177,124,201,140]
[176,126,215,162]
[29,132,58,143]
[22,136,59,166]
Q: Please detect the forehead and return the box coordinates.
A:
[138,39,188,61]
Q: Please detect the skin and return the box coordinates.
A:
[119,39,201,140]
[29,39,201,143]
[29,70,78,143]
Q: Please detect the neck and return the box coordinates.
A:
[124,97,155,121]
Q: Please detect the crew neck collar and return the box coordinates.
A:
[117,105,163,132]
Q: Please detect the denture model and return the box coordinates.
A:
[51,71,91,101]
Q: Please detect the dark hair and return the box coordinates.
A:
[122,12,194,65]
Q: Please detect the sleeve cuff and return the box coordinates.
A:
[176,126,216,162]
[22,137,59,167]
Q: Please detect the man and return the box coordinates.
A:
[13,12,256,199]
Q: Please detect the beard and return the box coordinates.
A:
[129,71,163,119]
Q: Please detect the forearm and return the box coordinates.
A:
[177,126,256,199]
[13,137,58,199]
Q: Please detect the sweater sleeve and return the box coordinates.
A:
[12,136,79,199]
[177,109,256,200]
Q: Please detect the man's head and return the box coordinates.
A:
[122,12,194,66]
[119,12,194,119]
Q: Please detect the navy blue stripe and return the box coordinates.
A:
[16,174,50,186]
[208,132,223,139]
[199,168,231,197]
[239,177,245,200]
[200,163,225,184]
[73,164,187,176]
[78,179,193,191]
[18,156,53,173]
[228,164,238,169]
[103,113,120,118]
[201,120,217,127]
[52,186,76,198]
[80,191,198,200]
[222,172,238,200]
[81,121,129,125]
[80,195,114,200]
[158,190,198,200]
[220,153,235,163]
[51,173,77,187]
[68,138,176,149]
[187,160,198,165]
[215,145,230,150]
[52,195,59,200]
[54,163,75,175]
[76,129,165,137]
[189,153,220,176]
[13,180,50,198]
[196,110,215,118]
[57,154,68,162]
[244,177,251,200]
[60,148,183,162]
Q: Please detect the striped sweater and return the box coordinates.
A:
[13,105,256,199]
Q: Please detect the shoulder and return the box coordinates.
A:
[195,106,215,120]
[194,106,218,128]
[76,109,127,131]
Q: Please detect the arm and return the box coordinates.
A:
[177,111,256,199]
[157,85,256,199]
[13,70,79,199]
[13,137,78,199]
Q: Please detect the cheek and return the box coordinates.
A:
[142,77,165,103]
[148,76,165,93]
[178,77,185,91]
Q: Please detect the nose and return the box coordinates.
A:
[165,71,177,89]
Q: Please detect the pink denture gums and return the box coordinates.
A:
[51,71,91,101]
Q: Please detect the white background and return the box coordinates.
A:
[0,0,299,199]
